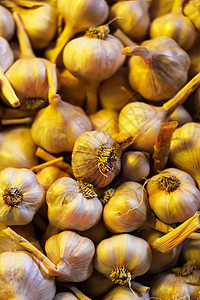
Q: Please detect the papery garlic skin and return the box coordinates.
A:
[46,177,103,231]
[45,231,95,282]
[72,130,122,187]
[0,126,38,171]
[147,168,200,224]
[103,181,148,233]
[110,0,150,42]
[31,97,92,153]
[0,37,14,73]
[0,251,56,300]
[127,37,190,102]
[0,168,44,225]
[103,285,150,300]
[121,151,150,181]
[169,122,200,189]
[94,234,152,283]
[0,5,15,41]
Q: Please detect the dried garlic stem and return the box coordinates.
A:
[3,227,60,276]
[12,11,35,58]
[1,117,34,125]
[0,70,20,107]
[163,72,200,116]
[152,121,178,171]
[113,132,135,152]
[113,29,136,47]
[36,147,73,175]
[131,282,150,294]
[30,157,64,173]
[121,46,153,64]
[152,211,200,253]
[46,63,59,106]
[65,283,92,300]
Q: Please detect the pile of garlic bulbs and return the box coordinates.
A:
[0,0,200,299]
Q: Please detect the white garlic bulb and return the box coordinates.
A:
[0,5,15,41]
[45,230,95,282]
[103,284,150,300]
[0,167,44,225]
[0,251,56,300]
[0,37,14,73]
[54,293,78,300]
[46,177,103,231]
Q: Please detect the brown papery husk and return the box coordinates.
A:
[119,71,200,153]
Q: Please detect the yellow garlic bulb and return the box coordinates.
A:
[184,0,200,33]
[147,168,200,224]
[150,263,200,300]
[109,0,150,42]
[103,181,148,233]
[0,251,56,300]
[180,239,200,269]
[89,109,119,139]
[122,37,190,101]
[149,0,174,19]
[99,66,139,111]
[45,230,95,282]
[169,122,200,189]
[54,293,78,300]
[0,126,38,171]
[0,37,14,73]
[121,151,150,181]
[137,229,182,275]
[94,234,152,286]
[0,5,15,41]
[150,0,196,51]
[0,167,44,225]
[46,177,103,231]
[103,284,150,300]
[168,105,193,126]
[72,130,122,187]
[11,0,58,49]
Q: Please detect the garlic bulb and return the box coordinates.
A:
[0,4,15,41]
[94,234,152,286]
[169,122,200,189]
[168,105,193,126]
[79,270,115,299]
[150,263,200,300]
[8,0,58,49]
[0,126,38,171]
[63,25,125,115]
[147,168,200,224]
[0,37,14,73]
[72,130,122,187]
[59,69,86,108]
[54,293,78,300]
[150,0,196,51]
[149,0,174,19]
[118,72,200,153]
[46,177,103,231]
[0,251,56,300]
[137,229,182,275]
[46,0,109,65]
[31,64,92,154]
[5,11,58,105]
[121,151,150,181]
[45,230,95,282]
[109,0,150,42]
[184,0,200,33]
[89,109,119,139]
[0,167,44,225]
[99,66,139,111]
[103,284,150,300]
[180,239,200,269]
[36,166,71,192]
[122,36,190,101]
[103,181,148,233]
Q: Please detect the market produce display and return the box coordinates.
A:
[0,0,200,299]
